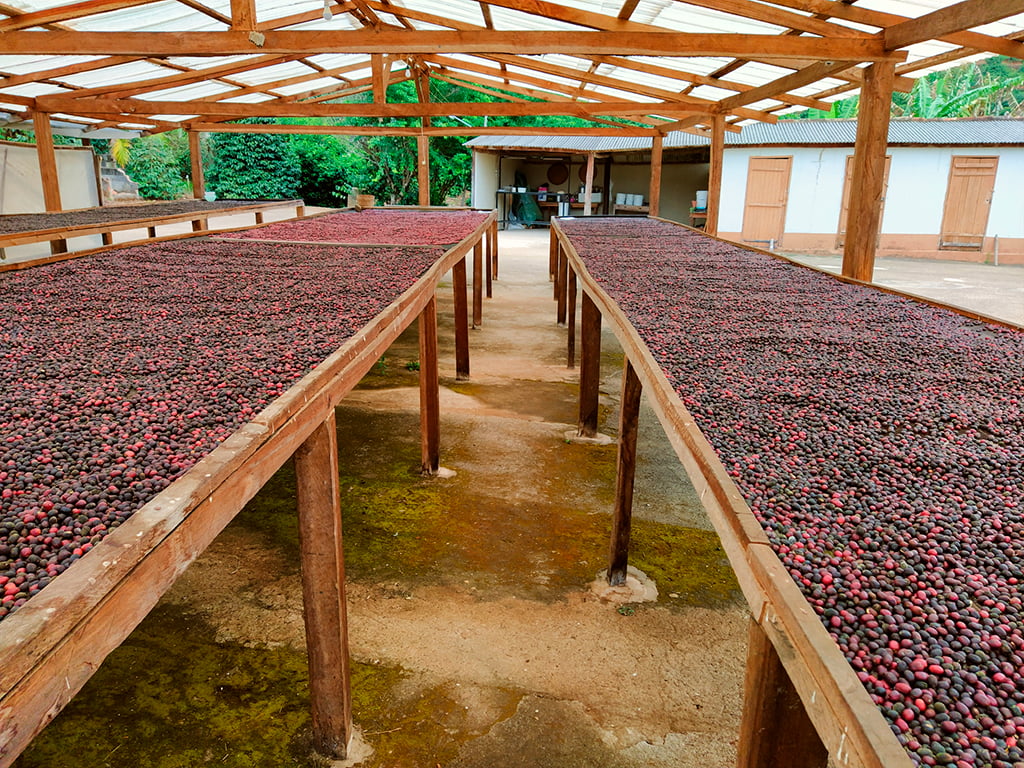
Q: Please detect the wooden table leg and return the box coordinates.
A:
[472,240,483,328]
[295,412,353,759]
[578,292,601,438]
[608,360,641,586]
[556,245,568,326]
[453,257,470,380]
[549,228,558,281]
[485,233,493,299]
[737,618,829,768]
[491,222,498,280]
[567,267,577,368]
[419,295,440,475]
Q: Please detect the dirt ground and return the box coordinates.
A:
[19,229,749,768]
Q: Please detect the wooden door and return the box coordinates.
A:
[741,156,792,246]
[940,156,999,250]
[836,154,891,249]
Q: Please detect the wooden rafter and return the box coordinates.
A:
[186,121,661,136]
[229,0,256,29]
[0,0,156,32]
[884,0,1024,51]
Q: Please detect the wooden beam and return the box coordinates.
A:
[737,618,828,768]
[578,292,601,439]
[188,130,205,199]
[670,0,872,40]
[187,121,659,137]
[0,30,909,60]
[36,96,710,118]
[842,62,895,283]
[556,242,568,323]
[0,0,155,32]
[884,0,1024,50]
[452,257,470,379]
[618,0,641,20]
[648,134,662,218]
[417,134,430,206]
[567,266,577,368]
[295,411,353,760]
[767,0,1024,61]
[418,296,440,475]
[229,0,256,29]
[716,60,854,114]
[608,360,641,586]
[704,116,724,237]
[31,112,62,213]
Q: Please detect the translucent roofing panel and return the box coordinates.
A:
[305,54,368,71]
[645,0,787,35]
[219,92,278,103]
[271,77,349,96]
[0,55,107,76]
[72,1,223,33]
[487,5,583,31]
[0,82,70,98]
[145,81,238,100]
[58,61,175,89]
[230,61,321,86]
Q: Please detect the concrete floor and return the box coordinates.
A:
[784,251,1024,326]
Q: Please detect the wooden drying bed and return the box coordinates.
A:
[0,210,497,766]
[551,217,930,768]
[0,198,306,258]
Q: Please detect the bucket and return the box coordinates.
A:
[695,190,708,210]
[356,194,375,209]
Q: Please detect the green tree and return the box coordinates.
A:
[207,121,300,199]
[289,132,355,207]
[123,134,188,199]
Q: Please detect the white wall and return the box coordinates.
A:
[471,150,499,210]
[719,144,1024,239]
[1,141,102,260]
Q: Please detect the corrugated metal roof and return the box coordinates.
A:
[465,118,1024,152]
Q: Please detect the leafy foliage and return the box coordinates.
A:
[783,56,1024,120]
[207,123,300,199]
[124,134,189,200]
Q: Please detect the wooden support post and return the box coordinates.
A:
[295,412,353,760]
[255,211,264,225]
[417,134,430,207]
[490,220,498,279]
[556,242,568,326]
[452,257,470,379]
[648,134,663,218]
[297,203,305,218]
[737,618,829,768]
[371,54,387,104]
[567,266,577,368]
[705,117,725,236]
[472,240,483,328]
[418,295,440,475]
[578,292,601,438]
[548,228,559,281]
[188,130,205,200]
[32,112,61,213]
[147,226,157,238]
[192,216,207,232]
[485,231,493,299]
[33,112,66,254]
[583,152,596,216]
[842,61,895,283]
[608,359,641,586]
[101,232,113,246]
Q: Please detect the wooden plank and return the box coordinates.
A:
[648,135,663,219]
[939,155,999,249]
[418,295,440,475]
[716,60,854,114]
[188,130,205,199]
[577,292,601,439]
[704,116,724,237]
[472,240,483,328]
[842,62,895,282]
[188,120,659,137]
[549,228,558,280]
[295,411,353,759]
[452,256,470,379]
[884,0,1024,50]
[37,96,711,119]
[9,30,908,60]
[490,220,498,280]
[737,617,828,768]
[0,212,496,768]
[837,155,891,249]
[31,112,62,213]
[371,53,387,103]
[485,220,493,299]
[567,266,577,369]
[608,359,641,586]
[417,134,430,207]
